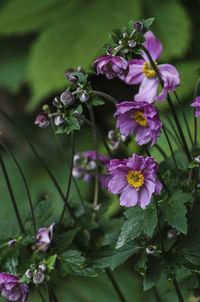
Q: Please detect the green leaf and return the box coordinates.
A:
[142,17,155,30]
[89,97,105,108]
[42,254,57,272]
[53,226,81,253]
[72,72,88,84]
[65,116,80,134]
[143,257,162,291]
[160,191,191,234]
[116,204,157,249]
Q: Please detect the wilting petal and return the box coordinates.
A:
[123,59,144,84]
[159,63,180,90]
[135,77,159,103]
[142,31,163,62]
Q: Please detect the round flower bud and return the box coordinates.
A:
[25,269,33,279]
[120,135,127,142]
[73,154,81,166]
[42,104,49,112]
[72,167,85,179]
[94,204,100,211]
[146,246,155,254]
[69,75,78,84]
[79,92,90,103]
[52,96,60,107]
[77,66,84,73]
[54,116,64,126]
[35,113,50,128]
[128,40,137,48]
[109,140,120,151]
[118,40,122,45]
[195,155,200,164]
[60,91,75,106]
[106,47,114,55]
[123,49,129,54]
[33,271,45,284]
[38,264,46,272]
[87,160,96,171]
[167,229,179,239]
[133,21,144,31]
[7,239,16,246]
[65,68,74,79]
[122,33,128,38]
[108,130,116,140]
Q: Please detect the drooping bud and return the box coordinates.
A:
[35,113,50,128]
[128,40,137,48]
[106,47,114,55]
[54,116,64,126]
[33,271,45,284]
[38,264,46,272]
[72,167,85,179]
[87,160,96,171]
[133,21,144,32]
[108,130,116,140]
[65,68,74,79]
[25,269,33,279]
[109,140,120,150]
[52,96,60,107]
[167,229,179,239]
[79,92,90,103]
[60,91,75,106]
[146,246,155,254]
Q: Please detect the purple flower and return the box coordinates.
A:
[35,113,50,128]
[108,154,162,209]
[92,55,129,80]
[35,223,55,252]
[190,96,200,117]
[114,101,162,146]
[0,273,29,302]
[123,31,180,103]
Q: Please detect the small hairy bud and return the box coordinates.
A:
[72,167,85,179]
[60,91,75,106]
[120,135,127,142]
[167,229,179,239]
[52,96,60,107]
[128,40,137,48]
[146,246,155,254]
[108,130,116,140]
[42,104,49,112]
[69,75,78,84]
[38,264,46,272]
[7,239,16,246]
[65,68,74,79]
[118,40,122,45]
[33,271,45,284]
[25,269,33,279]
[35,113,50,128]
[195,155,200,164]
[122,33,128,38]
[79,92,90,103]
[87,160,96,171]
[133,21,144,31]
[54,116,64,126]
[77,66,84,73]
[73,154,81,166]
[123,49,129,54]
[109,140,120,151]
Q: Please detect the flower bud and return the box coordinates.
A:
[133,21,144,31]
[69,75,78,84]
[195,155,200,164]
[65,68,74,79]
[84,173,93,182]
[25,269,33,279]
[33,271,45,284]
[146,246,155,254]
[35,113,50,128]
[118,40,122,45]
[122,33,128,38]
[7,239,16,246]
[128,40,136,48]
[38,264,46,272]
[79,92,90,103]
[109,140,120,150]
[77,66,84,73]
[94,204,100,211]
[60,91,75,106]
[120,135,127,142]
[106,47,114,55]
[87,160,96,171]
[108,130,116,140]
[123,49,129,54]
[52,96,60,107]
[73,154,81,166]
[72,167,85,179]
[167,229,179,239]
[42,104,49,112]
[54,116,64,126]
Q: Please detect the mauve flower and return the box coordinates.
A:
[123,31,180,103]
[190,96,200,117]
[108,154,162,209]
[35,223,55,252]
[0,273,29,302]
[92,55,129,80]
[35,113,50,128]
[114,101,162,146]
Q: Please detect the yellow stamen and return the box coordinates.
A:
[126,170,144,188]
[133,111,148,126]
[143,61,158,79]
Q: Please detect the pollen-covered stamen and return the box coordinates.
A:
[126,170,144,188]
[143,61,158,79]
[133,111,148,126]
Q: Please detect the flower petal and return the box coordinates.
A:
[135,77,159,103]
[120,186,139,207]
[108,169,128,194]
[142,31,163,61]
[159,64,180,90]
[122,59,144,84]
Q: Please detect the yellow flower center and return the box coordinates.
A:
[126,170,144,188]
[133,111,148,126]
[143,61,158,79]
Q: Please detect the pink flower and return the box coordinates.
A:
[108,154,162,209]
[123,31,180,103]
[191,96,200,117]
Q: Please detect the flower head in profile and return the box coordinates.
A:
[108,154,162,209]
[0,273,29,302]
[35,223,55,252]
[191,97,200,117]
[123,31,180,103]
[92,55,129,80]
[114,101,162,146]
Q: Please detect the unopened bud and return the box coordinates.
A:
[77,66,84,73]
[128,40,137,48]
[60,91,75,106]
[109,140,120,150]
[25,269,33,279]
[54,116,64,126]
[38,264,46,272]
[122,33,128,38]
[94,204,100,211]
[84,173,93,182]
[108,130,116,140]
[72,167,85,179]
[73,154,81,166]
[33,271,45,284]
[35,113,50,128]
[120,135,127,142]
[133,21,144,31]
[8,239,16,246]
[79,92,90,103]
[195,155,200,164]
[123,49,129,54]
[42,104,49,112]
[52,96,60,107]
[65,68,74,79]
[146,246,155,254]
[69,75,78,84]
[167,229,179,239]
[118,40,122,45]
[106,47,114,55]
[87,160,96,171]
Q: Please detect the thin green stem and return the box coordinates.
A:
[164,124,181,150]
[0,153,24,233]
[154,198,165,253]
[50,117,66,161]
[173,278,185,302]
[191,167,199,212]
[152,286,163,302]
[105,268,126,302]
[36,286,46,302]
[193,78,200,146]
[52,291,59,302]
[73,177,86,211]
[0,142,36,237]
[46,281,53,302]
[92,90,119,105]
[59,131,75,224]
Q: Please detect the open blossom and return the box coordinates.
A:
[72,151,111,189]
[114,101,162,146]
[108,154,162,209]
[92,55,129,80]
[123,31,180,103]
[190,97,200,117]
[35,223,55,252]
[0,273,29,302]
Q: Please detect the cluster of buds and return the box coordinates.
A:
[25,264,46,285]
[107,129,126,151]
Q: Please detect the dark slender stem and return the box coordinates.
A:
[52,290,59,302]
[59,131,75,224]
[193,78,200,146]
[173,91,193,146]
[164,124,182,150]
[173,279,185,302]
[152,286,163,302]
[46,281,53,302]
[154,144,167,160]
[73,177,86,211]
[36,286,46,302]
[93,90,118,105]
[191,167,199,212]
[89,109,99,207]
[50,117,66,161]
[74,113,113,158]
[0,153,24,233]
[0,109,74,219]
[0,143,36,237]
[105,268,126,302]
[154,198,165,253]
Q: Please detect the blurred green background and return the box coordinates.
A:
[0,0,200,301]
